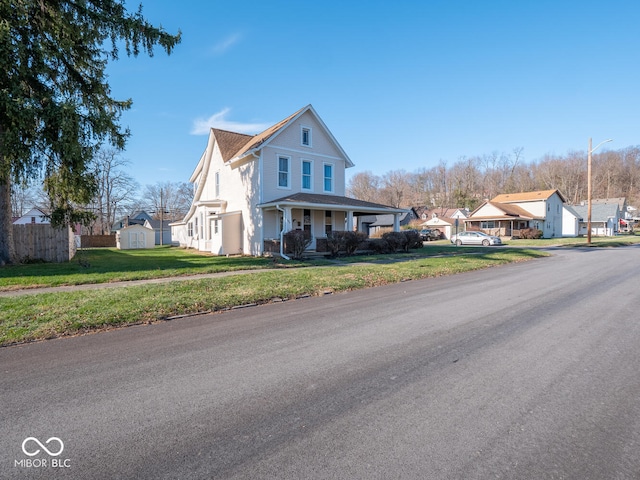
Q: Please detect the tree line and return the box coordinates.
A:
[347,146,640,210]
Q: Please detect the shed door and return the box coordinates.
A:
[129,232,145,249]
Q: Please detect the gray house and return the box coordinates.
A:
[571,203,621,237]
[143,219,173,245]
[358,208,416,236]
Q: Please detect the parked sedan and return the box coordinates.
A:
[450,231,502,246]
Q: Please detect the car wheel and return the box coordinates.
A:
[482,239,490,246]
[456,239,462,246]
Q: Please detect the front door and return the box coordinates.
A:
[303,209,315,250]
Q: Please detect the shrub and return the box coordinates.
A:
[382,231,408,252]
[344,231,367,255]
[283,229,312,259]
[325,231,368,256]
[367,238,391,254]
[519,228,543,239]
[403,230,423,249]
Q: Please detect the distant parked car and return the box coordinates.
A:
[419,229,440,241]
[450,231,502,246]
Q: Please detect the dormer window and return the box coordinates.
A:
[301,126,312,147]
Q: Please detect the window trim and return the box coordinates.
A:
[301,159,313,191]
[301,126,312,147]
[277,155,291,189]
[323,162,334,193]
[214,171,220,198]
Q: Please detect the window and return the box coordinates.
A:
[278,155,290,188]
[215,171,220,198]
[481,221,495,229]
[214,219,219,235]
[323,163,333,192]
[302,160,312,190]
[188,222,193,237]
[301,126,312,147]
[194,217,198,238]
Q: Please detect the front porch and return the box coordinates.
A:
[465,219,534,239]
[258,192,407,257]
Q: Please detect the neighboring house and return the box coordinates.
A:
[143,219,173,246]
[466,189,566,238]
[112,211,153,232]
[171,105,405,256]
[562,205,582,237]
[571,202,621,237]
[12,208,49,225]
[415,207,469,222]
[359,208,417,236]
[116,224,156,249]
[421,213,459,240]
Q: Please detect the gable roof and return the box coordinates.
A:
[491,189,566,203]
[571,203,620,223]
[211,129,253,162]
[467,201,537,221]
[227,105,354,167]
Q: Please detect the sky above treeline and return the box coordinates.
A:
[105,0,640,187]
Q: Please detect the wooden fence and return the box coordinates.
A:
[13,224,76,263]
[81,235,116,248]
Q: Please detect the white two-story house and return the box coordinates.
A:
[171,105,405,256]
[465,189,567,238]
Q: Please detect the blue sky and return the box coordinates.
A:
[106,0,640,187]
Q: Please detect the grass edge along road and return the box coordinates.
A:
[0,247,548,346]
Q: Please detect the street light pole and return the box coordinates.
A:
[587,137,612,244]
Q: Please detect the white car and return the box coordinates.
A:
[450,231,502,246]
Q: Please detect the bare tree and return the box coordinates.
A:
[380,170,411,208]
[89,149,139,234]
[347,171,382,203]
[143,182,193,221]
[10,182,41,217]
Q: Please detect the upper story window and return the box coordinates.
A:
[302,160,312,190]
[214,171,220,198]
[323,163,334,193]
[301,126,312,147]
[278,155,291,188]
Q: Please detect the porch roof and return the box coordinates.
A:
[465,214,534,222]
[259,193,406,215]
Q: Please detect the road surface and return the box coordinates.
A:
[2,246,640,479]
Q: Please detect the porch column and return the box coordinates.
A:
[283,207,293,232]
[346,210,354,232]
[393,213,400,232]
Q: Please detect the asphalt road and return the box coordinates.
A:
[2,246,640,479]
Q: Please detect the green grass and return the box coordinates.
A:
[0,246,287,291]
[503,233,640,248]
[0,247,547,346]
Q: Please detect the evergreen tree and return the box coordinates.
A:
[0,0,180,263]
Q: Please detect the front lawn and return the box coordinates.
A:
[0,246,282,291]
[0,247,548,345]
